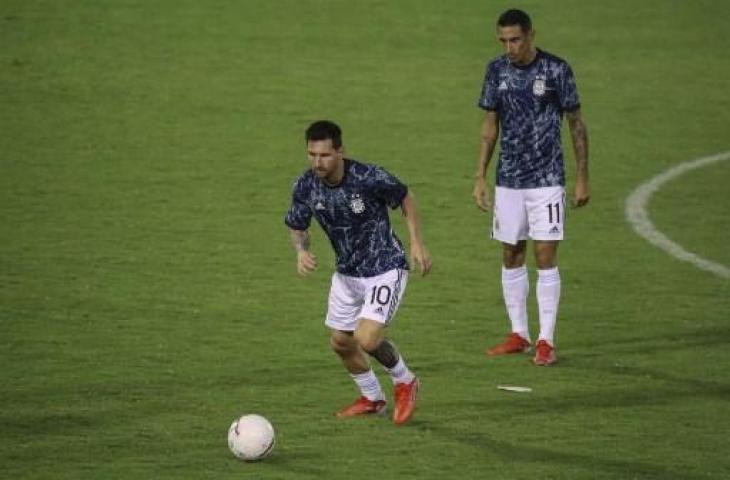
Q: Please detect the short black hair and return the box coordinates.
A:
[497,9,532,33]
[305,120,342,149]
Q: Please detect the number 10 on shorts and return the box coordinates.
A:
[370,285,392,305]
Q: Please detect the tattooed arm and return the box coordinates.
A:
[566,109,590,208]
[289,229,317,276]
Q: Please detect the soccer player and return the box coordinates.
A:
[285,120,432,425]
[472,9,590,365]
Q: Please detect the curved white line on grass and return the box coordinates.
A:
[625,151,730,279]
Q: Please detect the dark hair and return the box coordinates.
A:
[305,120,342,149]
[497,9,532,33]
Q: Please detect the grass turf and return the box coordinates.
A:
[2,1,729,478]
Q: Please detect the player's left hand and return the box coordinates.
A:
[410,243,432,277]
[296,250,318,276]
[571,180,590,208]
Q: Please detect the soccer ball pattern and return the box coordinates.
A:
[227,414,275,461]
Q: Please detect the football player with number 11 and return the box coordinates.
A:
[473,9,590,365]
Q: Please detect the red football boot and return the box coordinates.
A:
[336,396,387,418]
[533,340,557,366]
[393,378,420,425]
[486,333,531,356]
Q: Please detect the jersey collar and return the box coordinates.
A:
[509,48,541,70]
[321,158,350,189]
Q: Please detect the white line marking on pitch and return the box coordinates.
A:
[625,151,730,279]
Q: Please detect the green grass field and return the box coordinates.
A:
[2,1,729,478]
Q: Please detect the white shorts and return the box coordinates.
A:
[492,185,566,245]
[325,268,409,332]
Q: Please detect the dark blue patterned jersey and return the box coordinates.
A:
[478,49,581,189]
[285,159,409,278]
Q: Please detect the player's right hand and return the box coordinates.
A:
[473,177,492,212]
[296,251,317,276]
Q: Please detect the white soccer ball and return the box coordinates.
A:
[227,414,275,461]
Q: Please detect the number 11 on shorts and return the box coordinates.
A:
[547,202,561,224]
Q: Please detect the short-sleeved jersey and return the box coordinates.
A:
[285,159,409,278]
[478,49,580,189]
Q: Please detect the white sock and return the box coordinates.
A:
[385,357,415,385]
[502,265,529,341]
[350,370,385,401]
[537,267,561,346]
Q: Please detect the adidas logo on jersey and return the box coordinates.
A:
[498,81,508,91]
[549,226,560,235]
[315,201,325,210]
[374,306,384,315]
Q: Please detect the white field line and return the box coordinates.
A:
[625,151,730,279]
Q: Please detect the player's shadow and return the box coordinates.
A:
[475,357,730,416]
[411,417,705,480]
[260,452,329,476]
[405,343,729,479]
[579,326,730,357]
[551,364,730,412]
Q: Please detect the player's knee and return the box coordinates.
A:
[329,332,355,354]
[353,329,381,353]
[502,242,526,268]
[503,257,524,269]
[503,255,525,269]
[534,242,558,269]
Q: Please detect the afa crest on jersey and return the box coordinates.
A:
[349,194,365,214]
[532,79,546,96]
